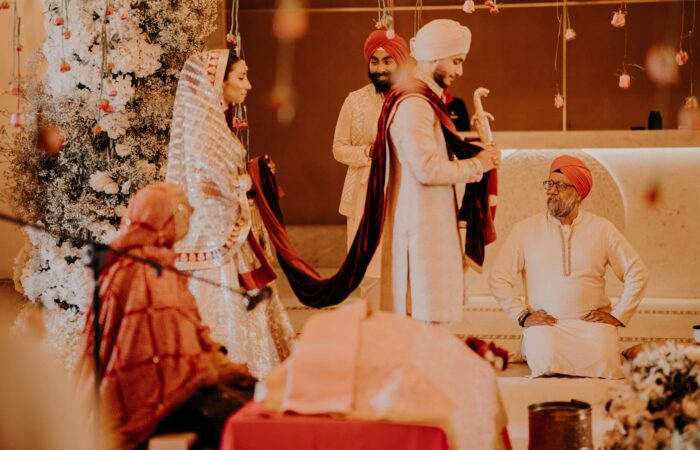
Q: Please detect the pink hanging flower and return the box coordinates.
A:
[273,5,309,41]
[99,99,114,113]
[232,119,249,130]
[53,16,65,26]
[375,18,388,30]
[611,10,626,27]
[565,28,576,41]
[60,61,71,72]
[63,29,71,40]
[386,29,395,39]
[619,72,631,89]
[226,33,237,45]
[107,62,115,72]
[676,50,689,66]
[7,83,19,96]
[119,7,129,20]
[0,2,11,10]
[106,83,117,97]
[684,96,698,109]
[16,44,23,52]
[462,0,476,13]
[485,1,499,14]
[106,4,115,16]
[9,113,23,128]
[554,93,565,109]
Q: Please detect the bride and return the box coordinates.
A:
[166,49,294,378]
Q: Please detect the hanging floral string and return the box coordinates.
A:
[565,17,576,41]
[614,2,644,89]
[9,2,23,128]
[93,4,113,145]
[56,0,71,72]
[683,0,697,109]
[677,0,690,66]
[225,0,249,150]
[270,0,308,125]
[553,1,564,109]
[414,0,423,35]
[376,0,395,32]
[611,0,627,27]
[226,0,241,55]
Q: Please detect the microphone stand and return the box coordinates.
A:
[84,242,109,425]
[0,210,266,429]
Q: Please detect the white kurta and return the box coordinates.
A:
[333,83,384,280]
[380,73,483,323]
[489,211,649,378]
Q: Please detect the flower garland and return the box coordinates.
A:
[1,0,218,368]
[604,342,700,449]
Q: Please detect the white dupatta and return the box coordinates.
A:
[166,49,251,270]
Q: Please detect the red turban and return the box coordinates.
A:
[363,29,410,64]
[549,155,593,200]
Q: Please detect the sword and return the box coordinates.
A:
[471,87,495,146]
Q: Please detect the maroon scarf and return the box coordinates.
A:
[249,80,496,308]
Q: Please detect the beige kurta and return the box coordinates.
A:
[489,210,649,378]
[380,72,484,323]
[333,83,383,279]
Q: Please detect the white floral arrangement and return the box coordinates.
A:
[0,0,218,366]
[604,342,700,450]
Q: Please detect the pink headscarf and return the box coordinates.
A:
[363,29,409,64]
[77,183,223,450]
[110,183,178,252]
[549,155,593,200]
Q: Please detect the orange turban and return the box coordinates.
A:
[363,29,409,64]
[549,155,593,199]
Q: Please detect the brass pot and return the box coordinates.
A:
[528,400,593,450]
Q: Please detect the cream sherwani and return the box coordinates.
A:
[489,211,648,378]
[333,84,384,302]
[380,72,483,324]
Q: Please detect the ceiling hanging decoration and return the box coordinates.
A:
[227,0,250,149]
[553,0,565,110]
[270,0,308,125]
[678,0,698,130]
[8,1,23,128]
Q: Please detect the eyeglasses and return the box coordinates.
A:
[543,180,575,191]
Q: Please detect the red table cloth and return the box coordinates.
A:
[220,401,450,450]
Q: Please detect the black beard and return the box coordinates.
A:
[433,68,448,88]
[368,70,392,93]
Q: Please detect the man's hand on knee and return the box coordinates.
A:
[583,309,624,327]
[523,309,557,327]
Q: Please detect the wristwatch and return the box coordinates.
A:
[518,310,532,327]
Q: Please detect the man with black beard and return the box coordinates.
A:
[332,28,409,308]
[489,155,648,379]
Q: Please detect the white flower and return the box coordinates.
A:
[462,0,476,13]
[554,93,565,109]
[98,111,134,139]
[115,144,132,157]
[136,161,158,181]
[89,171,119,195]
[611,10,626,27]
[619,73,631,89]
[565,28,576,41]
[121,180,132,194]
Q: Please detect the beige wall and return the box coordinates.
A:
[0,3,44,278]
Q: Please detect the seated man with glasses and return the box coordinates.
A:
[488,155,648,379]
